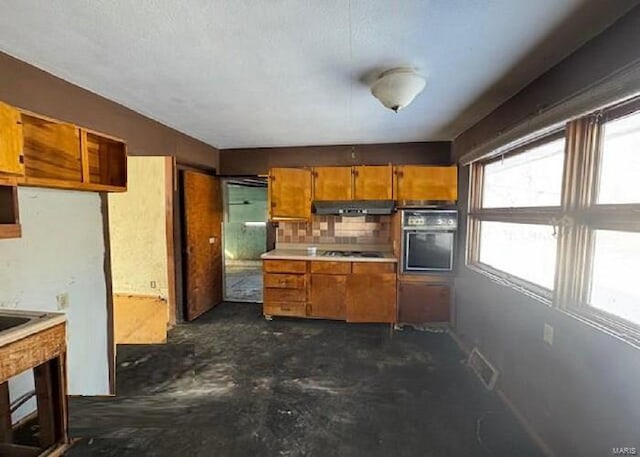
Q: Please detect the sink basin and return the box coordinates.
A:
[0,315,30,332]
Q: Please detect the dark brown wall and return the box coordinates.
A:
[220,142,451,176]
[453,4,640,162]
[453,7,640,456]
[0,52,219,169]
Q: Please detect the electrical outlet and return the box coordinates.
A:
[56,293,69,310]
[150,281,157,289]
[543,323,554,346]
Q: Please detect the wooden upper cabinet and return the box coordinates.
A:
[394,165,458,202]
[0,100,126,192]
[269,168,312,220]
[353,165,393,200]
[22,113,82,183]
[313,166,353,201]
[0,184,21,239]
[0,101,24,176]
[84,131,127,188]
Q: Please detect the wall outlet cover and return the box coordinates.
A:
[150,281,157,289]
[543,323,554,346]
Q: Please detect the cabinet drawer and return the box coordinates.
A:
[310,261,351,275]
[263,260,307,274]
[263,301,306,318]
[264,287,306,303]
[352,262,396,274]
[264,273,306,289]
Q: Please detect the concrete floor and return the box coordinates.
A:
[225,261,262,303]
[65,303,542,456]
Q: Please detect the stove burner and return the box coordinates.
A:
[321,250,383,258]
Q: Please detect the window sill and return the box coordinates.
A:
[563,307,640,349]
[464,263,553,306]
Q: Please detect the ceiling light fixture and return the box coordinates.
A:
[370,67,426,113]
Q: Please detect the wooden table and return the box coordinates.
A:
[0,311,69,457]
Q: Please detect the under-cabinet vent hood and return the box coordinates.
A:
[313,200,395,217]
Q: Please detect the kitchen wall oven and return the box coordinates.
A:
[401,209,457,273]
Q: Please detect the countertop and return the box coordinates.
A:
[0,309,66,347]
[261,249,398,263]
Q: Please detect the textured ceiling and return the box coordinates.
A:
[0,0,636,148]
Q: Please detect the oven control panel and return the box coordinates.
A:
[402,210,458,230]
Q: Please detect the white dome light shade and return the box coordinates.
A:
[370,68,426,113]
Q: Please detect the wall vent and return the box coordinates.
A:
[467,347,499,390]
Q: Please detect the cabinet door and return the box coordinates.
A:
[354,165,392,200]
[346,273,396,323]
[309,274,347,319]
[313,166,352,201]
[0,101,24,176]
[398,283,450,324]
[269,168,312,220]
[395,165,457,201]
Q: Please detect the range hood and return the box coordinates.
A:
[313,200,395,217]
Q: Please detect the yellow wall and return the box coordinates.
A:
[108,156,170,342]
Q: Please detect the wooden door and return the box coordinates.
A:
[309,274,347,319]
[183,170,223,321]
[398,282,451,324]
[346,273,396,323]
[313,166,353,201]
[354,165,393,200]
[269,168,312,220]
[0,101,24,176]
[395,165,458,201]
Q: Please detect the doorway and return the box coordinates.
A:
[223,179,268,303]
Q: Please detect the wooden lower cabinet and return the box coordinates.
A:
[263,259,397,323]
[309,274,347,319]
[263,260,308,319]
[398,282,451,324]
[263,301,306,318]
[346,273,397,323]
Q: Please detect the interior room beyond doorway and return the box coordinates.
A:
[223,179,268,303]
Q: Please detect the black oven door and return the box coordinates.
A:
[404,230,455,272]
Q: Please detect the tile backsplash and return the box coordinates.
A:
[276,215,391,245]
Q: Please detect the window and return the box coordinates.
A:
[479,222,557,289]
[467,96,640,339]
[590,230,640,326]
[468,134,565,293]
[598,111,640,204]
[482,138,565,208]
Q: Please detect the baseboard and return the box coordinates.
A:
[447,330,555,457]
[496,389,555,457]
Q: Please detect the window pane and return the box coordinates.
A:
[482,138,565,208]
[598,111,640,204]
[479,221,557,289]
[590,230,640,326]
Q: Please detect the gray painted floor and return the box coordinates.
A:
[65,303,542,456]
[225,261,262,302]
